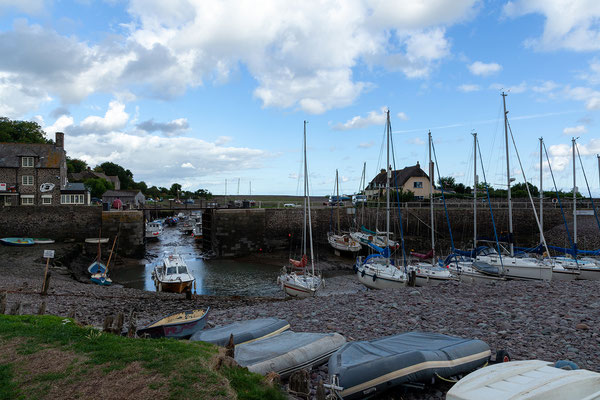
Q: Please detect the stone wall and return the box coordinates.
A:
[208,205,585,257]
[0,205,101,239]
[101,210,145,258]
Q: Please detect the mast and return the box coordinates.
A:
[502,92,514,256]
[429,130,435,265]
[597,154,600,195]
[305,121,315,275]
[473,132,477,248]
[335,169,341,235]
[302,122,307,256]
[573,137,577,248]
[539,137,543,244]
[386,110,391,249]
[360,162,366,227]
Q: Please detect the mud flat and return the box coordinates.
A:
[1,244,599,399]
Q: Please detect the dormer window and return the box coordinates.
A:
[22,157,34,167]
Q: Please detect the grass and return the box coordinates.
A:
[0,315,286,400]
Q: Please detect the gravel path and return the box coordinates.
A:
[1,243,599,399]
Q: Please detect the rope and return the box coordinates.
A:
[435,373,458,383]
[432,138,457,256]
[576,142,600,232]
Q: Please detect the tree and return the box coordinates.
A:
[95,162,135,190]
[84,178,114,198]
[512,182,539,198]
[194,188,213,199]
[170,183,182,196]
[438,176,456,190]
[0,117,50,144]
[66,157,88,173]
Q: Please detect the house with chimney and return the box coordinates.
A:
[364,161,439,200]
[69,167,120,190]
[0,132,68,206]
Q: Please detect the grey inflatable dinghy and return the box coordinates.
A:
[190,318,290,346]
[236,331,346,378]
[328,332,491,399]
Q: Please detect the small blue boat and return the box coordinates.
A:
[88,261,107,274]
[90,273,112,286]
[138,308,210,339]
[0,238,35,246]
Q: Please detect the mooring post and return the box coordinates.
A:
[115,313,124,334]
[37,301,47,315]
[0,292,6,314]
[127,310,137,337]
[9,302,21,315]
[103,315,114,332]
[41,271,52,296]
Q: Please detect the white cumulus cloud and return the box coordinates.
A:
[334,108,387,130]
[458,84,481,92]
[468,61,502,76]
[563,125,587,136]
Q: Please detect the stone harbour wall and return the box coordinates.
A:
[101,210,145,258]
[209,205,585,257]
[0,205,101,240]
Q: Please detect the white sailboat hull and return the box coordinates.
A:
[356,262,407,290]
[406,263,457,286]
[447,261,506,284]
[477,255,552,281]
[328,233,361,253]
[279,272,322,298]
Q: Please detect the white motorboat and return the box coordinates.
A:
[406,262,457,286]
[152,253,195,293]
[446,360,600,400]
[278,121,323,297]
[145,220,163,240]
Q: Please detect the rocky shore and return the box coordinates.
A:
[1,243,599,399]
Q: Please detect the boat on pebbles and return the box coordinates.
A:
[152,253,195,293]
[137,308,209,339]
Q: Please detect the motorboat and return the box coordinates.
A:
[152,253,195,293]
[145,220,163,240]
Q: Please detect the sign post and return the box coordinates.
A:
[41,250,55,295]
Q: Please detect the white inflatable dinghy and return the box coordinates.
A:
[446,360,600,400]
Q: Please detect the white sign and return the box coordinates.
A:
[576,210,595,216]
[43,250,55,259]
[0,183,5,191]
[40,183,55,192]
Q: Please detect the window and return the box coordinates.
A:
[413,181,423,189]
[61,194,85,204]
[42,195,52,205]
[415,196,424,200]
[22,157,34,167]
[21,195,34,205]
[22,175,34,186]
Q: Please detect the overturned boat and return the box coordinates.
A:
[235,331,345,378]
[137,308,209,339]
[328,332,490,399]
[446,359,600,400]
[190,318,290,346]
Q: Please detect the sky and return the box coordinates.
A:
[1,0,600,196]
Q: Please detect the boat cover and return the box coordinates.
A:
[328,332,491,400]
[472,261,501,276]
[235,331,346,378]
[446,360,600,400]
[190,318,290,346]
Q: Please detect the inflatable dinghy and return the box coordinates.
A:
[236,331,346,378]
[446,360,600,400]
[190,318,290,346]
[328,332,490,399]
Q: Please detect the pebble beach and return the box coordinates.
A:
[1,242,599,399]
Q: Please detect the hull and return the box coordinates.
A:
[155,280,194,293]
[328,234,361,253]
[138,308,209,339]
[447,262,506,283]
[88,261,107,274]
[279,273,322,298]
[577,267,600,281]
[356,265,407,290]
[191,318,290,346]
[408,264,457,287]
[90,273,112,286]
[0,238,35,246]
[477,256,552,281]
[551,268,579,281]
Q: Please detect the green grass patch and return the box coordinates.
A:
[0,315,286,400]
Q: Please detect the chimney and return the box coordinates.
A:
[55,132,64,148]
[416,161,420,168]
[380,169,385,174]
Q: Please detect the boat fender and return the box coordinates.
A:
[361,270,365,278]
[158,283,162,292]
[372,274,377,282]
[554,360,578,370]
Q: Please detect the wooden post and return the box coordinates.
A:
[225,334,235,358]
[115,313,124,335]
[41,256,50,294]
[9,302,21,315]
[103,315,114,332]
[37,302,47,315]
[41,271,52,296]
[127,310,137,338]
[67,309,76,319]
[0,292,6,314]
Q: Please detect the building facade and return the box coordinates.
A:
[102,189,145,208]
[0,132,67,206]
[364,162,439,200]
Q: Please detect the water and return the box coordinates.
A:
[110,221,283,297]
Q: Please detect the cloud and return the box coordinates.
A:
[563,125,587,136]
[0,0,46,14]
[50,106,71,119]
[407,137,425,145]
[215,136,233,146]
[71,101,130,135]
[532,80,559,94]
[65,130,269,187]
[358,141,374,149]
[564,85,600,110]
[397,112,409,120]
[578,59,600,85]
[458,84,480,92]
[468,61,502,76]
[137,118,189,136]
[547,139,600,171]
[334,108,387,130]
[503,0,600,51]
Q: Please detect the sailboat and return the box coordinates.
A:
[327,169,361,253]
[405,131,456,286]
[355,110,408,289]
[447,132,506,283]
[472,93,552,281]
[277,121,323,298]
